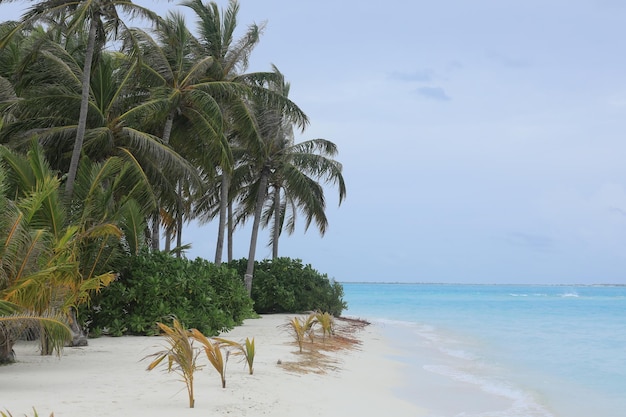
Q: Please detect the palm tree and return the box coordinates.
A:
[183,0,261,266]
[0,0,159,200]
[0,302,71,363]
[228,70,322,294]
[0,143,127,353]
[262,137,346,259]
[0,20,200,257]
[184,0,309,266]
[251,80,347,259]
[124,12,230,253]
[0,160,72,362]
[0,38,184,208]
[0,138,155,348]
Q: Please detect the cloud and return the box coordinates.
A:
[415,86,451,101]
[389,69,433,82]
[505,232,555,252]
[446,60,464,71]
[487,51,528,69]
[609,207,626,217]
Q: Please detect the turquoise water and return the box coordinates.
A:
[343,283,626,417]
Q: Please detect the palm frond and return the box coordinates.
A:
[146,319,199,408]
[0,309,71,356]
[118,199,145,255]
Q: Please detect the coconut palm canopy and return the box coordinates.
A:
[0,0,346,360]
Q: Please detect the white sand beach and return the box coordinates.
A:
[1,314,426,417]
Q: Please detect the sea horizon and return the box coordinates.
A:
[340,281,626,286]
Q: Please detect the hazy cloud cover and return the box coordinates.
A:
[389,69,434,82]
[415,86,451,101]
[487,51,529,69]
[3,0,626,284]
[505,232,555,252]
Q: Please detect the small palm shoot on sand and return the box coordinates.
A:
[243,337,255,374]
[214,336,256,375]
[146,319,200,408]
[283,314,317,353]
[315,311,335,342]
[190,329,229,388]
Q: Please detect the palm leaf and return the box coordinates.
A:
[146,319,199,408]
[0,306,72,357]
[190,328,228,388]
[118,199,145,256]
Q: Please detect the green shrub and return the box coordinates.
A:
[81,252,254,336]
[228,257,347,316]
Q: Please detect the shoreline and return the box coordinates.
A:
[343,283,626,417]
[2,314,426,416]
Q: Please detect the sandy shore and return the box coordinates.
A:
[1,314,426,416]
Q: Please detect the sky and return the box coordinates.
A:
[3,0,626,284]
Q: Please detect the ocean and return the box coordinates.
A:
[342,283,626,417]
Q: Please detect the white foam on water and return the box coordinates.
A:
[374,317,448,343]
[370,317,423,328]
[508,292,550,298]
[423,364,556,417]
[438,347,480,361]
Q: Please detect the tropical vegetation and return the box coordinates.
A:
[229,257,347,316]
[82,251,254,337]
[0,0,346,364]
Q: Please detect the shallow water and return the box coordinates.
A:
[343,283,626,417]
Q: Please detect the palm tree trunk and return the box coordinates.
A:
[0,328,15,364]
[164,230,171,252]
[245,169,269,295]
[151,212,160,251]
[67,308,88,348]
[272,186,280,259]
[151,111,175,252]
[227,199,233,262]
[176,214,182,258]
[175,181,183,258]
[214,172,229,266]
[40,326,52,355]
[64,17,98,200]
[162,112,174,145]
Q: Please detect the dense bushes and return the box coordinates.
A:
[81,254,346,338]
[81,252,254,337]
[229,257,347,316]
